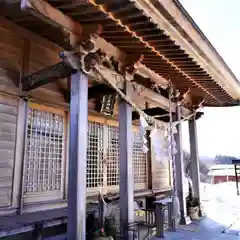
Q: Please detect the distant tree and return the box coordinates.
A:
[215,155,236,164]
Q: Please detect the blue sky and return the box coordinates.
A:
[179,0,240,157]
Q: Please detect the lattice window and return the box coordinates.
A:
[105,126,147,189]
[87,121,104,188]
[24,108,64,194]
[133,131,147,184]
[107,125,120,186]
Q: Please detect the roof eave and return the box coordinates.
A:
[131,0,240,100]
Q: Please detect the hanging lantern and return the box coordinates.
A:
[100,93,117,116]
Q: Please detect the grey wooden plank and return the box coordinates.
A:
[0,132,16,142]
[0,113,17,123]
[0,102,17,209]
[0,104,17,115]
[0,177,13,187]
[0,149,15,160]
[0,140,15,150]
[0,123,17,134]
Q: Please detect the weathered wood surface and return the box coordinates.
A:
[0,26,22,95]
[0,94,18,207]
[0,20,148,112]
[0,20,69,107]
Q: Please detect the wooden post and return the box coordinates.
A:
[188,117,201,200]
[67,71,88,240]
[234,165,240,196]
[119,81,134,239]
[17,98,28,215]
[155,203,165,238]
[33,223,43,240]
[174,105,189,225]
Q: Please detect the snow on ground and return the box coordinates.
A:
[201,182,240,232]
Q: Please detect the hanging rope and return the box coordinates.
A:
[92,66,166,129]
[91,64,202,130]
[64,49,202,132]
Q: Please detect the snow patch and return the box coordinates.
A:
[201,182,240,232]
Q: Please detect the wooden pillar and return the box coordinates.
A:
[234,164,240,196]
[174,105,189,225]
[188,117,201,200]
[67,71,88,240]
[17,98,28,214]
[119,81,134,239]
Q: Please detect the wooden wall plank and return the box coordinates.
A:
[0,26,23,70]
[0,104,17,115]
[0,19,68,106]
[0,96,18,208]
[29,42,61,73]
[0,26,23,96]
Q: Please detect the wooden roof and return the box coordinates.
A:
[2,0,240,107]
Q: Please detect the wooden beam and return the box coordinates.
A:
[88,84,115,99]
[21,0,82,36]
[22,61,74,91]
[66,84,115,102]
[132,107,168,121]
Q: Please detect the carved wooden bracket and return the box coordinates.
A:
[60,33,103,72]
[171,87,204,110]
[61,41,144,83]
[63,24,102,51]
[179,89,204,110]
[103,53,144,78]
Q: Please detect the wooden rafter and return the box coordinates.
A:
[88,0,221,105]
[20,0,168,89]
[153,0,240,100]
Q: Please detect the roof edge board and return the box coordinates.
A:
[173,0,239,84]
[130,0,240,100]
